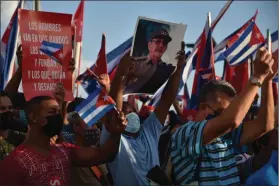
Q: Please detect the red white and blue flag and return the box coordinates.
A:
[214,10,258,54]
[182,0,233,83]
[76,37,132,94]
[76,34,108,92]
[0,0,23,91]
[75,87,115,127]
[271,30,278,83]
[190,14,216,109]
[215,21,265,66]
[40,41,64,65]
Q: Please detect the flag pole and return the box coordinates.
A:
[34,0,40,11]
[6,0,25,86]
[267,29,273,74]
[73,28,81,98]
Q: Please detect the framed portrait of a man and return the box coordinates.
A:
[125,16,187,95]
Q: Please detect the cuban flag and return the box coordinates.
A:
[77,37,132,94]
[75,87,116,127]
[190,13,216,109]
[40,41,64,65]
[182,0,233,83]
[0,0,23,91]
[214,10,258,53]
[76,34,107,93]
[215,21,265,66]
[271,30,278,83]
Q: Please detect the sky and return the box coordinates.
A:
[1,0,278,98]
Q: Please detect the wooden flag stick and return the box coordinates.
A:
[267,29,273,74]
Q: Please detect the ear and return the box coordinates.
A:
[148,41,152,51]
[199,103,208,111]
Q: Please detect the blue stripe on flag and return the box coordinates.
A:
[75,87,101,112]
[86,104,114,127]
[107,37,132,62]
[1,5,20,91]
[41,40,63,49]
[216,22,254,62]
[271,30,278,42]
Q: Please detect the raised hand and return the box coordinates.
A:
[97,74,110,93]
[117,51,135,77]
[16,44,23,70]
[53,82,65,106]
[265,53,278,82]
[253,47,274,82]
[175,41,186,69]
[104,110,127,135]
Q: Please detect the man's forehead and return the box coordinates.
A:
[0,96,12,105]
[40,99,59,110]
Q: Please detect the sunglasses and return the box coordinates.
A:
[206,104,224,116]
[0,106,13,111]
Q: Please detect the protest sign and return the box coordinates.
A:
[125,16,186,95]
[18,9,73,101]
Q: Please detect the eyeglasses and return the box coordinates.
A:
[206,104,224,116]
[151,39,168,46]
[0,106,13,111]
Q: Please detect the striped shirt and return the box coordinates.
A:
[170,120,243,185]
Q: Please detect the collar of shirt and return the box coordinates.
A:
[147,60,166,66]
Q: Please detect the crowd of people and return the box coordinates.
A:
[0,37,278,186]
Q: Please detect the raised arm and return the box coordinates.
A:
[154,43,185,125]
[239,54,277,146]
[71,110,127,166]
[202,48,274,145]
[4,45,22,93]
[109,52,134,110]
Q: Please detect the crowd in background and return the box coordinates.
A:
[0,41,278,186]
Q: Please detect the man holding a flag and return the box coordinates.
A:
[101,42,186,186]
[0,94,128,185]
[170,47,276,185]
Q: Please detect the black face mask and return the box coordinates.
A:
[206,110,222,120]
[42,114,63,137]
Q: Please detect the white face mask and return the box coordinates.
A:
[124,112,140,133]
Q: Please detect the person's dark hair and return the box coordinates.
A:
[123,101,136,113]
[168,111,182,131]
[252,132,270,154]
[0,91,10,98]
[25,96,53,122]
[199,80,237,104]
[67,97,85,113]
[9,92,26,110]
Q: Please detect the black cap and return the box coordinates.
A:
[149,29,172,43]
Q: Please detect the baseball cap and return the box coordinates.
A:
[149,29,172,43]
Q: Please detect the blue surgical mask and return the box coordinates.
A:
[18,110,27,126]
[125,112,140,133]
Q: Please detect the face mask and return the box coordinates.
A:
[206,110,221,120]
[0,111,27,132]
[124,112,140,133]
[42,114,64,137]
[18,110,27,126]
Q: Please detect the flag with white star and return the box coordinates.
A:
[215,20,265,66]
[40,40,64,65]
[75,87,116,127]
